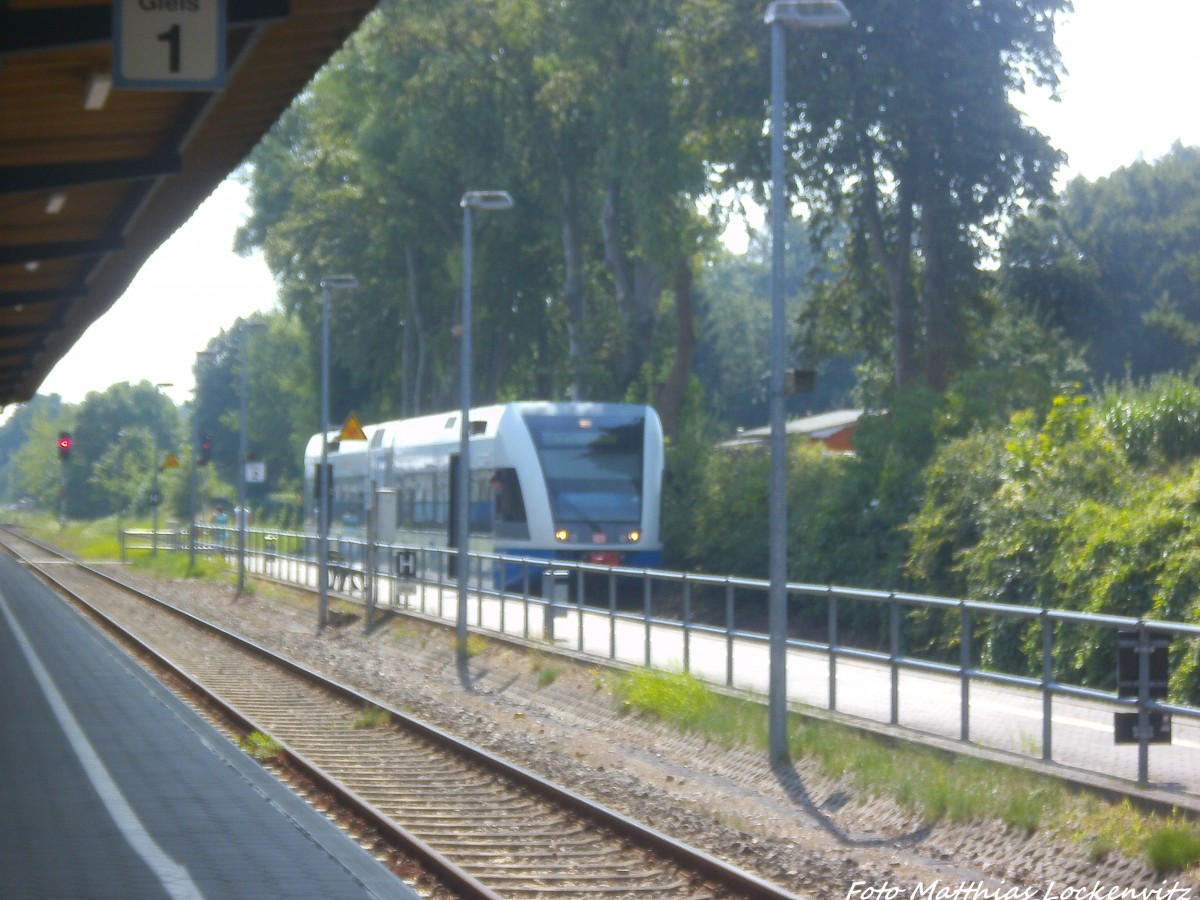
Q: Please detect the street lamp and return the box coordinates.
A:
[764,0,850,765]
[457,191,513,668]
[236,324,266,594]
[318,274,358,629]
[151,382,173,556]
[189,350,215,570]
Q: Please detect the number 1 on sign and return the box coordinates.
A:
[158,24,181,73]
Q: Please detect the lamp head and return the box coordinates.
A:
[461,191,514,211]
[320,274,358,289]
[765,0,851,28]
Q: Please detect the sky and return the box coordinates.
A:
[28,0,1200,410]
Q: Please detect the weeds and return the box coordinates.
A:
[465,634,489,659]
[610,666,1200,873]
[1146,823,1200,873]
[352,704,391,729]
[239,731,284,762]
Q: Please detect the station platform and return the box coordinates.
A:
[0,552,418,900]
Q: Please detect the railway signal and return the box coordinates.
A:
[199,434,212,466]
[57,432,72,461]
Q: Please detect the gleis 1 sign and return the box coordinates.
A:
[114,0,226,90]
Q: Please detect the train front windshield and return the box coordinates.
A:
[523,413,645,526]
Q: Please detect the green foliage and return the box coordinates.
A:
[193,313,311,511]
[7,406,72,513]
[1144,822,1200,874]
[905,379,1200,698]
[614,668,765,747]
[808,387,941,590]
[239,731,284,762]
[1000,145,1200,382]
[352,704,392,729]
[938,307,1088,439]
[1100,374,1200,466]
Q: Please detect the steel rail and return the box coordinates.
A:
[2,528,806,900]
[0,530,501,900]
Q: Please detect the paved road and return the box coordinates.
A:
[250,552,1200,800]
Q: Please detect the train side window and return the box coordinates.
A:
[492,468,529,539]
[469,470,493,532]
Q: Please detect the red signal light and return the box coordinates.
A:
[58,432,72,460]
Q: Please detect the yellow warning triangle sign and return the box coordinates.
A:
[338,412,368,441]
[163,453,180,469]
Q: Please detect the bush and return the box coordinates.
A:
[1101,374,1200,466]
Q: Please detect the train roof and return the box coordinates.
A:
[304,402,659,458]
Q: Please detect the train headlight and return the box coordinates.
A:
[627,530,641,543]
[555,528,570,542]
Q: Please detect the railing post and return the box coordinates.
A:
[522,561,531,640]
[643,573,653,667]
[889,593,900,725]
[960,601,971,742]
[576,566,585,653]
[682,575,692,674]
[475,553,484,628]
[828,588,838,712]
[1042,608,1053,762]
[725,581,735,689]
[609,572,618,661]
[1137,621,1151,786]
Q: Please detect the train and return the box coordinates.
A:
[303,402,664,578]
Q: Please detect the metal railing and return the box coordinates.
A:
[135,523,1199,788]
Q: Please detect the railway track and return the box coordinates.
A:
[1,529,804,900]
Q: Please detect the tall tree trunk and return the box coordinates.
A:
[918,174,955,392]
[919,206,950,392]
[404,243,427,415]
[860,150,918,388]
[654,257,695,442]
[561,170,587,401]
[602,178,663,387]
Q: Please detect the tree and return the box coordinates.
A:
[684,0,1069,393]
[1000,144,1200,382]
[68,382,181,519]
[193,312,312,514]
[7,407,71,513]
[237,0,720,439]
[0,393,64,505]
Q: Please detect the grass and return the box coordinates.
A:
[1146,823,1200,874]
[465,633,489,659]
[613,667,1200,874]
[536,664,562,687]
[239,731,284,762]
[352,704,391,729]
[17,515,1200,875]
[20,514,227,581]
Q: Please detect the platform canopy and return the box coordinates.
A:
[0,0,377,405]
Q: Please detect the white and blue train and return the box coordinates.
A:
[303,402,664,576]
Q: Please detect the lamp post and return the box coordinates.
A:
[189,351,215,570]
[236,322,267,594]
[318,274,358,629]
[457,191,513,668]
[151,382,172,556]
[765,0,850,765]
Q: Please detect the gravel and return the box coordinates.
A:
[119,569,1200,899]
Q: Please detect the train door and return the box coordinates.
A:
[447,453,460,575]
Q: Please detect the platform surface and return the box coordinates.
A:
[0,552,418,900]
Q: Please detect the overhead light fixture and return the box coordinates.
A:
[84,71,113,110]
[45,193,67,215]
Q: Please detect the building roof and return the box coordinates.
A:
[0,0,378,405]
[720,408,869,449]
